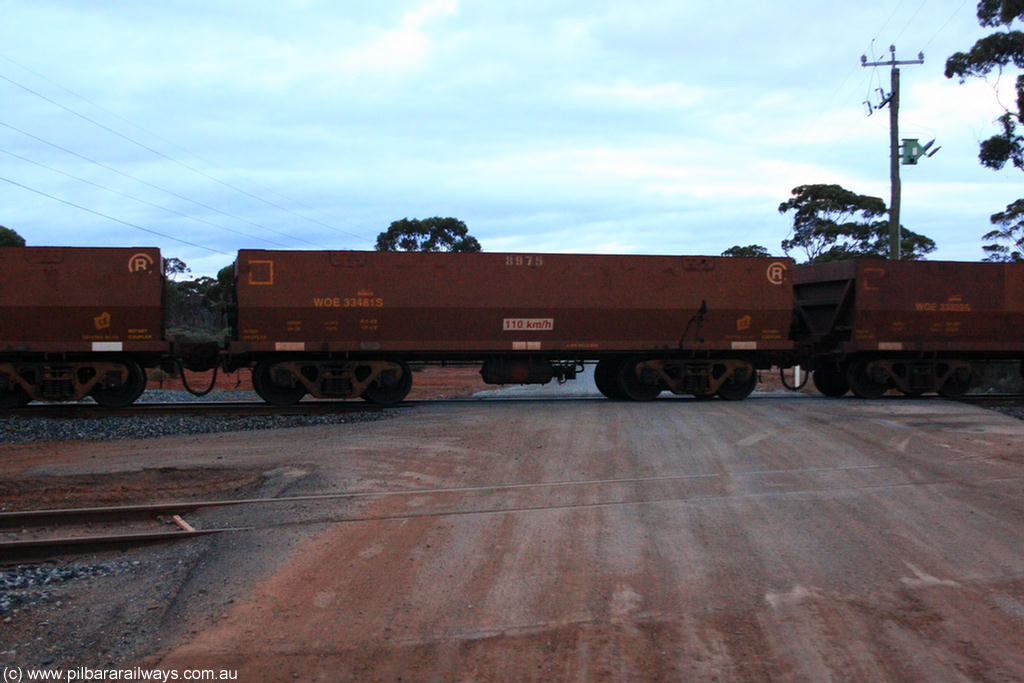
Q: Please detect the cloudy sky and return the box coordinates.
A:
[1,1,1020,275]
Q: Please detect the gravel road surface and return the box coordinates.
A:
[4,394,1024,681]
[153,396,1024,681]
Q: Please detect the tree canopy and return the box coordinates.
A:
[945,1,1024,171]
[983,198,1024,261]
[163,257,191,280]
[375,217,481,252]
[946,1,1024,260]
[721,245,771,258]
[778,184,935,263]
[0,225,25,247]
[162,258,232,343]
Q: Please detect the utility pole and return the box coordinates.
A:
[861,45,923,260]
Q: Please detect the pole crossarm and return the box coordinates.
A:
[861,56,924,67]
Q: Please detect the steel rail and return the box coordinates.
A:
[6,400,401,418]
[5,448,1022,561]
[0,460,918,529]
[6,392,1017,419]
[956,393,1024,405]
[0,527,248,563]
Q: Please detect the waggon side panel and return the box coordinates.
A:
[0,246,166,354]
[231,251,795,356]
[795,259,1024,354]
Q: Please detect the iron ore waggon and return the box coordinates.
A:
[5,244,1020,409]
[225,250,796,404]
[0,246,167,407]
[794,259,1024,398]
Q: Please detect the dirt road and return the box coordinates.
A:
[111,395,1024,682]
[3,393,1024,680]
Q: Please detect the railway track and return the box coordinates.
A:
[956,393,1024,407]
[0,501,250,563]
[6,400,404,418]
[8,450,1023,563]
[0,393,1015,430]
[0,473,779,562]
[6,392,1022,418]
[0,473,821,562]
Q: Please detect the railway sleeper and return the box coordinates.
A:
[252,359,411,405]
[0,360,144,407]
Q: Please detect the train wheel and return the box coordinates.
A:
[812,364,849,398]
[0,384,31,408]
[252,361,306,406]
[90,359,147,408]
[594,359,626,400]
[616,358,661,402]
[361,361,413,405]
[845,358,887,399]
[716,367,758,401]
[938,367,972,398]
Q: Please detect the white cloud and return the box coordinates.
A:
[572,81,705,108]
[330,0,458,76]
[0,0,1020,270]
[903,78,1019,141]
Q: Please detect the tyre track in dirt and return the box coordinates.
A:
[143,398,1024,682]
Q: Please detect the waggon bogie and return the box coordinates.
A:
[594,358,627,400]
[811,362,849,398]
[251,360,307,406]
[845,357,889,399]
[0,357,147,406]
[360,360,413,405]
[251,357,412,406]
[632,357,758,400]
[615,357,663,402]
[795,259,1024,398]
[813,354,980,399]
[0,373,31,408]
[936,362,973,398]
[715,364,759,401]
[89,358,148,408]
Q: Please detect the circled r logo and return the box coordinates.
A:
[129,252,154,273]
[766,261,787,285]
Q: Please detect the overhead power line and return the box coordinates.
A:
[0,65,373,244]
[0,175,226,254]
[873,0,909,43]
[0,120,322,247]
[921,0,972,52]
[0,146,291,248]
[893,0,930,45]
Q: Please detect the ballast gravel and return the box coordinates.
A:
[1,561,143,616]
[0,389,394,444]
[994,405,1024,420]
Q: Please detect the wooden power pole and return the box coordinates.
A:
[861,45,923,260]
